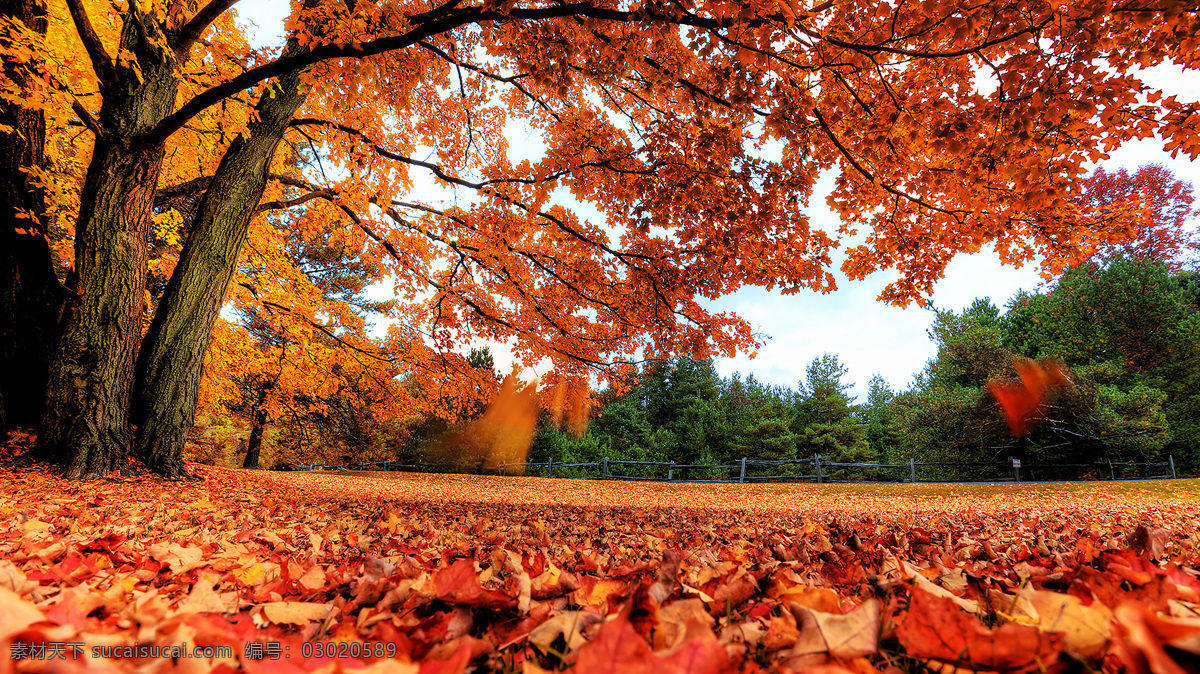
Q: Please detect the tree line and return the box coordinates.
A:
[526,255,1200,477]
[201,250,1200,478]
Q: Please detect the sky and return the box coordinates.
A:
[708,134,1200,402]
[234,2,1200,402]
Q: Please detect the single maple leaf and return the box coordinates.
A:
[573,606,730,674]
[257,601,335,625]
[527,610,602,655]
[654,599,716,651]
[1016,587,1113,658]
[897,586,1064,670]
[788,598,882,660]
[431,559,516,610]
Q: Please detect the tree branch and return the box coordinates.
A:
[289,117,655,265]
[173,0,241,53]
[256,189,336,213]
[148,1,740,144]
[71,99,105,138]
[64,0,115,88]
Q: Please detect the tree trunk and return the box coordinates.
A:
[133,58,309,477]
[0,0,64,430]
[38,11,179,479]
[243,386,271,469]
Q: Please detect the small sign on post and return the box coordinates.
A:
[1012,458,1021,482]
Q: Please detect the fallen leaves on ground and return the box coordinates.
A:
[1,459,1200,673]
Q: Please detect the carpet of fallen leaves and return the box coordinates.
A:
[3,458,1200,674]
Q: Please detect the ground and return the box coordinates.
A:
[1,459,1199,673]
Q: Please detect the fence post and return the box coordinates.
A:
[548,457,554,478]
[739,457,747,484]
[815,454,823,484]
[1170,455,1176,479]
[668,460,674,481]
[909,458,916,483]
[1108,458,1115,480]
[603,456,609,479]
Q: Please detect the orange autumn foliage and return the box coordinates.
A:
[986,358,1074,437]
[542,371,593,438]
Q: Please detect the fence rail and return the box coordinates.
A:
[295,454,1178,484]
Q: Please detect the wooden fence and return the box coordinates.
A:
[296,454,1177,484]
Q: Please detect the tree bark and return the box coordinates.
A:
[38,10,179,478]
[243,383,273,469]
[0,0,64,430]
[133,59,309,477]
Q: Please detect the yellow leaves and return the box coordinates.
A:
[256,600,336,625]
[382,511,404,534]
[574,576,627,608]
[770,568,842,612]
[788,598,883,660]
[1016,587,1113,657]
[231,560,280,586]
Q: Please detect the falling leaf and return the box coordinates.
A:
[986,358,1072,437]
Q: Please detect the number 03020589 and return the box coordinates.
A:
[301,642,398,658]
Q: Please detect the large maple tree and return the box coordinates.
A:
[1,0,1198,478]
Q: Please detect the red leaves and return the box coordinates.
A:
[1114,603,1200,674]
[898,586,1064,671]
[430,559,514,610]
[986,357,1072,436]
[574,608,731,674]
[1076,164,1199,270]
[2,462,1200,673]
